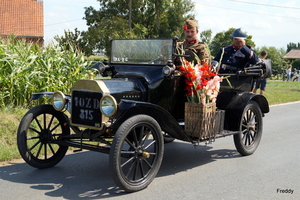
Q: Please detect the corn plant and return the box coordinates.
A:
[0,36,91,108]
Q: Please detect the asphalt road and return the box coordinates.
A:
[0,102,299,200]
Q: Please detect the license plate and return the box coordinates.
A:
[71,90,103,128]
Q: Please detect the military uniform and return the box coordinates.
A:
[213,45,258,73]
[177,39,210,64]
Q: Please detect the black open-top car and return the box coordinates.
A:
[17,38,271,192]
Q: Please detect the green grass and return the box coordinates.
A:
[0,107,27,161]
[264,80,300,105]
[1,80,299,162]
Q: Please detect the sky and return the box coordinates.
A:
[44,0,300,50]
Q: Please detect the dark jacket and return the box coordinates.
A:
[213,45,258,72]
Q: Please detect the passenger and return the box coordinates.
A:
[177,18,210,64]
[252,50,268,95]
[212,28,258,73]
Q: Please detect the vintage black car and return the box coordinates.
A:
[17,38,271,192]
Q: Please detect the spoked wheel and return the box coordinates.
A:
[17,104,70,169]
[109,115,164,192]
[234,100,263,156]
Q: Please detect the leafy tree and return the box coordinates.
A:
[54,28,93,55]
[286,42,300,53]
[54,29,79,48]
[199,29,212,47]
[83,0,195,56]
[291,59,300,70]
[209,28,256,57]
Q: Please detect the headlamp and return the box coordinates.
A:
[52,91,67,111]
[100,95,117,117]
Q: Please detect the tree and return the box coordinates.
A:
[199,29,212,47]
[54,28,85,54]
[209,28,256,57]
[291,59,300,70]
[82,0,195,56]
[286,42,300,53]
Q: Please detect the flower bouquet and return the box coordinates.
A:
[178,56,222,140]
[178,59,222,105]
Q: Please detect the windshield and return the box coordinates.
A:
[110,38,174,64]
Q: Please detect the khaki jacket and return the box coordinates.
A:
[177,39,210,64]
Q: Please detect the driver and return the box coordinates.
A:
[212,28,258,73]
[177,18,210,64]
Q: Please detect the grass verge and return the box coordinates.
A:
[0,107,27,161]
[264,80,300,105]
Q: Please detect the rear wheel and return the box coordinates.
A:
[17,105,70,169]
[109,115,164,192]
[234,101,263,156]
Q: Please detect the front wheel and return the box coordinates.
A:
[234,101,263,156]
[17,104,70,169]
[109,115,164,192]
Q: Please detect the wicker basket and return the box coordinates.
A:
[184,102,216,139]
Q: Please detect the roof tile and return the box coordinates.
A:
[0,0,43,37]
[283,49,300,59]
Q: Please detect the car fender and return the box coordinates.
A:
[217,90,269,131]
[111,99,191,142]
[31,92,56,100]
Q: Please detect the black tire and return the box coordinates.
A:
[17,104,70,169]
[163,132,175,143]
[234,101,263,156]
[109,115,164,192]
